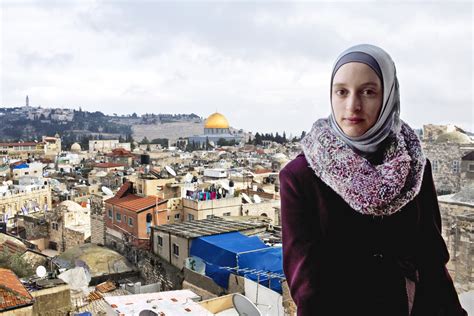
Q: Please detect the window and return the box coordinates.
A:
[108,209,112,219]
[146,213,152,234]
[452,160,460,173]
[223,212,231,216]
[188,214,195,221]
[432,160,439,173]
[173,243,179,256]
[128,217,133,226]
[469,163,474,172]
[157,236,163,247]
[123,215,127,223]
[52,222,58,230]
[116,212,121,222]
[174,213,180,220]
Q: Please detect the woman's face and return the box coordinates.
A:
[331,62,383,137]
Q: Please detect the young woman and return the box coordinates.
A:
[280,44,467,316]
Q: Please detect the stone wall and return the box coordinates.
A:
[104,234,182,291]
[453,214,474,293]
[21,217,49,240]
[31,284,72,316]
[64,227,85,250]
[439,201,474,293]
[242,200,280,225]
[90,194,105,245]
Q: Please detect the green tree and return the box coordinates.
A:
[0,248,34,278]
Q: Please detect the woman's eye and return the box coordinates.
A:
[335,90,347,96]
[362,89,376,96]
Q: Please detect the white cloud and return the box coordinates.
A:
[0,1,472,135]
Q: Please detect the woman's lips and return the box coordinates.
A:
[345,117,364,124]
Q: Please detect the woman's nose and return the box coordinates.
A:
[346,93,362,112]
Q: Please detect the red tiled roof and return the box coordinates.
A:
[105,194,164,212]
[115,181,133,199]
[0,240,27,256]
[0,142,43,147]
[0,269,34,311]
[94,162,125,168]
[254,168,273,174]
[106,148,134,157]
[95,280,116,293]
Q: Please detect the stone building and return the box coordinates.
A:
[88,139,131,153]
[19,200,91,252]
[10,162,44,180]
[151,217,267,270]
[0,183,52,228]
[48,200,91,252]
[461,151,474,189]
[438,186,474,293]
[106,147,135,167]
[422,124,474,194]
[0,134,61,160]
[182,196,242,221]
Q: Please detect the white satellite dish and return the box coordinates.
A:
[253,194,262,203]
[101,186,113,196]
[165,165,177,177]
[36,265,47,278]
[241,192,252,204]
[232,293,262,316]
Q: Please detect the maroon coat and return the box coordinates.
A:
[280,154,466,316]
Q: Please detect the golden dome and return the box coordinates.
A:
[205,112,229,129]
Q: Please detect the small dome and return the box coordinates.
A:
[56,244,135,277]
[272,153,288,162]
[71,143,82,152]
[205,112,229,129]
[435,131,472,144]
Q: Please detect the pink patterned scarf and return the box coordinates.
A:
[301,119,426,216]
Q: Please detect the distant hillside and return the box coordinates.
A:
[0,106,205,149]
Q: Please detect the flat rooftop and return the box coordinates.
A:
[153,217,267,239]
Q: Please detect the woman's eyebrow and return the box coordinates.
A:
[332,81,380,87]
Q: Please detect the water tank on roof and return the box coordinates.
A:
[140,154,150,165]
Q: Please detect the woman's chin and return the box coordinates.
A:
[341,126,368,137]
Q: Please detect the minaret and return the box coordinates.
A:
[26,95,29,107]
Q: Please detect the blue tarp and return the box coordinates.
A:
[13,163,29,169]
[189,232,283,293]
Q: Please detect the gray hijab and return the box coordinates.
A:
[328,44,401,156]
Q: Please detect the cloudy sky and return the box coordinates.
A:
[1,1,472,136]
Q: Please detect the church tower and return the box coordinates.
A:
[26,95,29,107]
